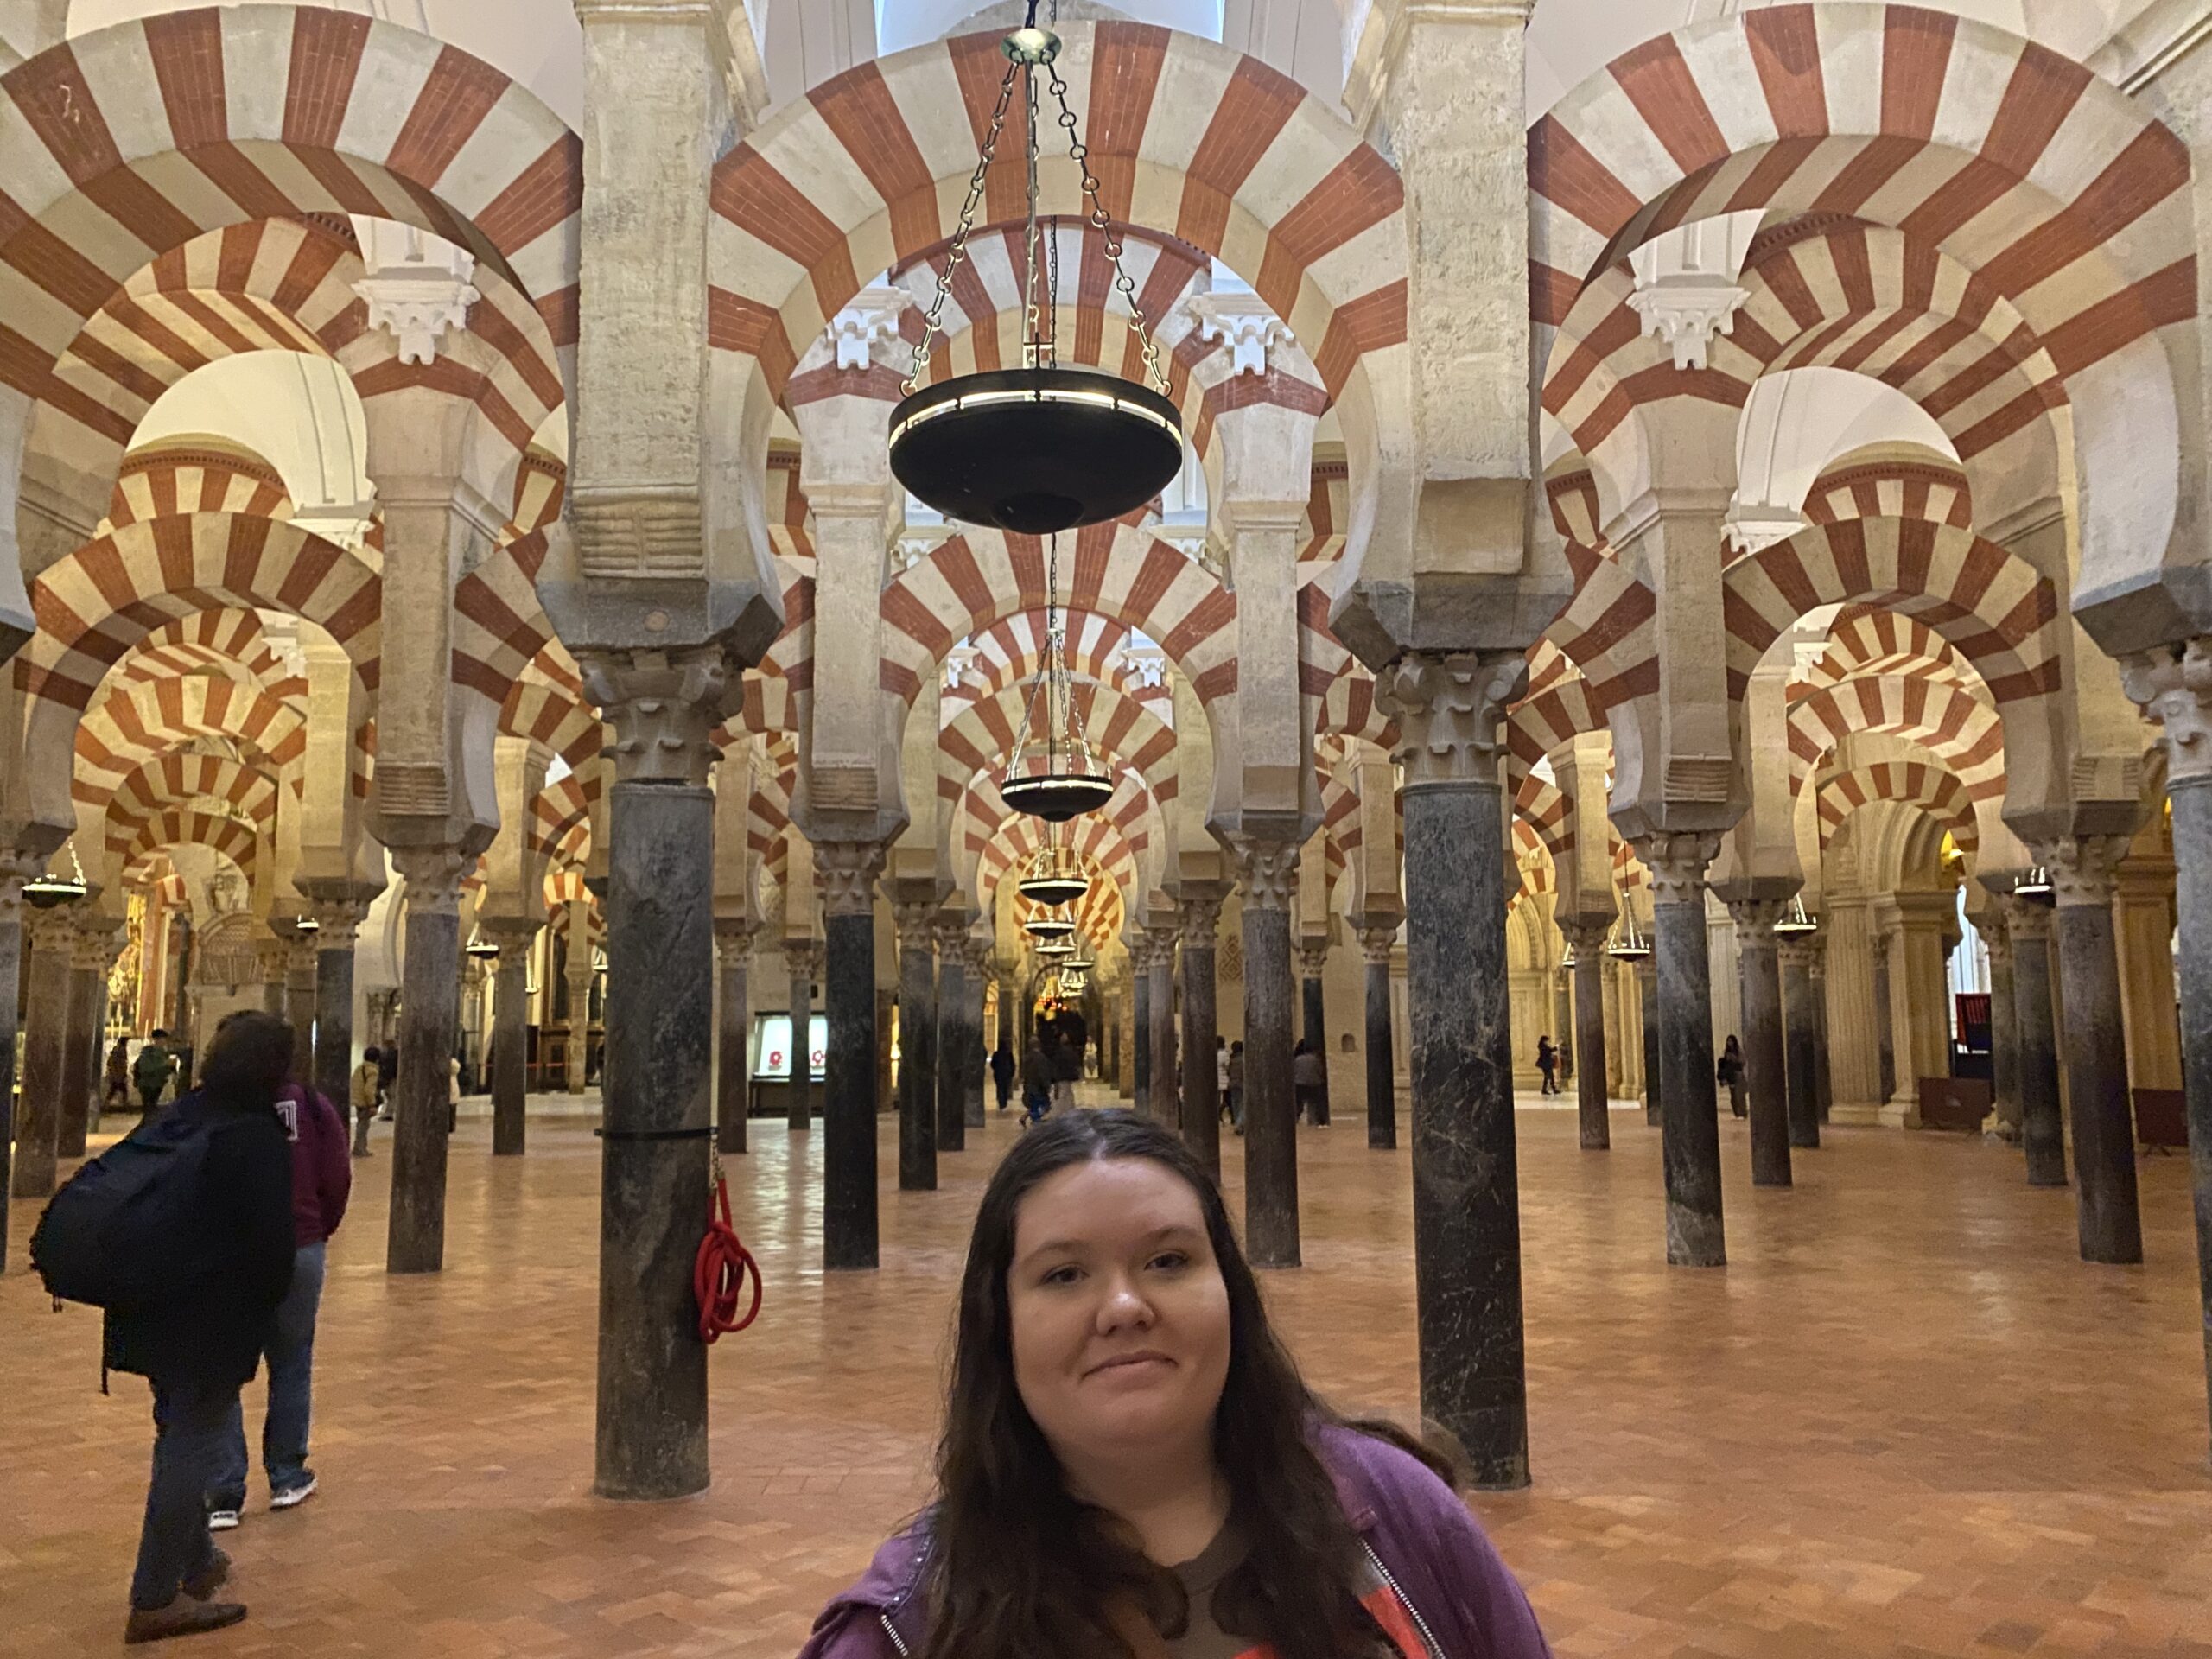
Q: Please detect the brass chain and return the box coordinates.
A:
[1046,60,1167,395]
[905,58,1021,397]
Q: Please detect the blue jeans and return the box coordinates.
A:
[208,1242,325,1509]
[132,1377,236,1610]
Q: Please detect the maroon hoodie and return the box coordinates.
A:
[276,1083,352,1248]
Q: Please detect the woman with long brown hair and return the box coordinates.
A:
[798,1109,1551,1659]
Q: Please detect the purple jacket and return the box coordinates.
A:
[276,1084,351,1247]
[793,1421,1552,1658]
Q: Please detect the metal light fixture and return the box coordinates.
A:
[1605,911,1652,963]
[887,3,1181,537]
[1560,941,1577,969]
[465,930,499,960]
[996,534,1115,822]
[1024,906,1077,941]
[1035,937,1077,959]
[2013,866,2053,900]
[1774,894,1819,937]
[1058,963,1090,995]
[23,844,88,909]
[295,914,321,936]
[1017,828,1090,907]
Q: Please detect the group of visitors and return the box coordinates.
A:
[1533,1032,1755,1116]
[31,1011,352,1644]
[1215,1035,1246,1133]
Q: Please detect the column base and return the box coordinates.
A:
[1827,1102,1886,1127]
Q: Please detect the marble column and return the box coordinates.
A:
[484,921,537,1157]
[891,900,938,1192]
[564,925,593,1096]
[9,912,71,1200]
[1561,919,1613,1151]
[1872,941,1896,1106]
[2043,836,2142,1265]
[57,931,105,1160]
[817,842,887,1270]
[1179,888,1224,1178]
[302,896,372,1138]
[963,939,992,1127]
[1296,939,1332,1127]
[1357,921,1399,1150]
[2113,856,2183,1098]
[258,938,289,1019]
[1809,938,1834,1123]
[1230,840,1300,1269]
[1132,946,1152,1116]
[715,920,756,1155]
[2119,644,2212,1455]
[1778,935,1821,1150]
[388,848,468,1274]
[934,918,969,1154]
[0,865,28,1265]
[1983,925,2022,1142]
[1147,927,1179,1130]
[1376,652,1529,1488]
[284,933,318,1090]
[2005,893,2066,1188]
[1642,834,1726,1267]
[1638,955,1661,1128]
[785,938,820,1131]
[1726,898,1791,1188]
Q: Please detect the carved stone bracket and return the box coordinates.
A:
[2034,835,2129,910]
[714,916,760,955]
[1178,887,1225,944]
[73,922,123,974]
[580,647,734,787]
[891,899,942,951]
[303,896,375,943]
[964,936,997,979]
[1558,917,1614,959]
[2120,635,2212,786]
[1724,897,1789,938]
[1295,940,1331,979]
[1227,835,1300,911]
[393,846,474,917]
[480,916,543,954]
[1633,831,1721,907]
[1776,934,1819,972]
[1981,927,2013,973]
[815,841,888,919]
[1376,652,1527,787]
[2002,893,2055,944]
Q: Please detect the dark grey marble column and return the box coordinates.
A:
[485,923,536,1157]
[1809,940,1834,1122]
[1643,836,1726,1267]
[1357,921,1398,1149]
[1132,950,1152,1116]
[1563,920,1611,1151]
[934,917,968,1155]
[285,937,318,1093]
[0,896,21,1269]
[2005,894,2066,1188]
[785,938,819,1132]
[1376,653,1528,1488]
[388,850,466,1274]
[1779,936,1821,1150]
[891,900,938,1191]
[596,772,714,1499]
[1179,890,1224,1179]
[1727,898,1791,1189]
[10,916,70,1201]
[1638,956,1661,1127]
[1232,844,1300,1269]
[715,920,755,1156]
[56,948,102,1160]
[1147,929,1179,1129]
[302,897,370,1137]
[2045,839,2141,1264]
[1983,925,2022,1143]
[963,940,990,1127]
[1872,941,1896,1105]
[818,844,886,1271]
[1297,940,1331,1127]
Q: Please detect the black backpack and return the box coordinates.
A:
[29,1097,219,1308]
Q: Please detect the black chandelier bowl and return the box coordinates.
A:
[23,874,86,909]
[1017,873,1091,907]
[1024,914,1077,941]
[1001,771,1116,823]
[889,367,1185,537]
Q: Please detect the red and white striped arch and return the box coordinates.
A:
[948,610,1171,716]
[1814,756,1978,855]
[74,675,306,808]
[111,609,296,697]
[1788,676,2004,804]
[1796,605,1981,700]
[938,683,1178,814]
[105,448,293,531]
[1801,457,1971,532]
[104,753,280,853]
[709,21,1409,581]
[119,805,261,887]
[499,678,601,773]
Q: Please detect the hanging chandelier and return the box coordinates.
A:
[887,3,1182,536]
[1016,824,1091,907]
[1773,894,1819,938]
[1035,937,1077,960]
[1058,961,1090,995]
[1024,905,1077,941]
[24,843,88,909]
[1605,910,1652,962]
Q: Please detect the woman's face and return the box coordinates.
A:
[1007,1156,1232,1471]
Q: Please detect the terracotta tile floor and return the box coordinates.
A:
[5,1098,2212,1657]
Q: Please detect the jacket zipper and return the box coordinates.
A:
[879,1612,911,1656]
[1361,1540,1446,1659]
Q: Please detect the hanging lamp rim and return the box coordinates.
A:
[1001,770,1116,823]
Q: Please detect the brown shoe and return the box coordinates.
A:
[180,1547,231,1600]
[124,1599,247,1643]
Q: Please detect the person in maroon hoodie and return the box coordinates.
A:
[203,1073,350,1531]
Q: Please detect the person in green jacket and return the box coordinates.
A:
[132,1032,177,1113]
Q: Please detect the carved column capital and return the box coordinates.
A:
[1632,831,1721,906]
[1295,939,1331,979]
[1981,926,2014,972]
[2120,636,2212,786]
[2002,893,2054,944]
[255,937,291,980]
[1375,651,1527,787]
[1139,926,1180,971]
[73,922,122,974]
[393,845,473,915]
[891,899,941,951]
[2033,835,2129,909]
[1724,896,1789,939]
[480,916,542,952]
[1356,924,1399,966]
[1558,916,1615,957]
[814,841,888,919]
[0,848,48,925]
[932,916,971,959]
[784,936,823,979]
[1776,934,1818,971]
[1177,888,1224,943]
[579,645,734,787]
[1227,833,1300,910]
[303,896,374,942]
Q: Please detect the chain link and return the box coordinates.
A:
[1047,60,1167,395]
[904,59,1020,397]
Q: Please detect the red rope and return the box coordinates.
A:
[694,1175,762,1344]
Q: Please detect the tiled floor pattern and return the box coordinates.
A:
[3,1098,2210,1656]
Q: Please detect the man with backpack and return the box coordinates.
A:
[131,1031,175,1113]
[205,1072,350,1533]
[33,1010,297,1644]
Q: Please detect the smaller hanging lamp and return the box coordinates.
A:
[1035,937,1077,959]
[24,843,88,909]
[1024,905,1077,941]
[1605,910,1652,962]
[1017,826,1090,907]
[1773,894,1819,938]
[2013,866,2053,900]
[465,929,499,960]
[1058,962,1090,995]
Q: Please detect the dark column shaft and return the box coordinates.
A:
[1180,909,1220,1179]
[1735,918,1789,1188]
[936,943,967,1154]
[595,780,712,1499]
[1132,964,1151,1115]
[1362,933,1396,1150]
[1241,893,1299,1269]
[786,945,815,1132]
[1403,780,1525,1487]
[716,933,751,1155]
[1300,963,1330,1125]
[2166,771,2212,1463]
[1148,948,1179,1128]
[2009,903,2066,1188]
[1811,954,1834,1122]
[963,952,988,1127]
[895,922,936,1192]
[2054,889,2141,1264]
[10,931,68,1199]
[1986,938,2021,1142]
[1873,944,1896,1105]
[823,896,880,1271]
[491,945,530,1156]
[1638,959,1661,1127]
[1655,880,1726,1267]
[311,933,358,1128]
[56,963,99,1159]
[1781,946,1820,1149]
[1573,944,1608,1150]
[0,912,22,1267]
[388,882,460,1274]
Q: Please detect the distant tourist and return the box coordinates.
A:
[105,1036,133,1115]
[793,1109,1554,1659]
[1719,1036,1747,1118]
[1535,1036,1559,1096]
[374,1043,397,1120]
[1047,1027,1081,1115]
[350,1048,381,1157]
[1293,1039,1328,1126]
[1020,1033,1052,1126]
[1227,1039,1245,1135]
[206,1073,350,1532]
[990,1042,1014,1113]
[1216,1034,1231,1124]
[132,1031,176,1115]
